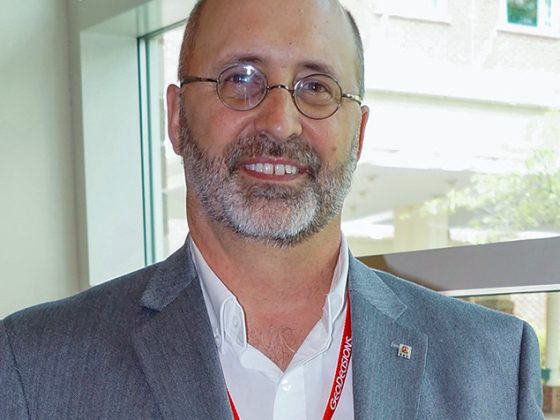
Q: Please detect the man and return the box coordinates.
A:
[0,0,543,418]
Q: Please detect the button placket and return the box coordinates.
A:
[273,369,306,420]
[280,379,292,392]
[223,300,246,349]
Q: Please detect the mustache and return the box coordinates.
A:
[177,108,323,179]
[223,134,322,178]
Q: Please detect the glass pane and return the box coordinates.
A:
[465,292,559,416]
[340,1,560,257]
[544,0,553,27]
[147,2,560,258]
[140,19,560,269]
[160,29,189,257]
[143,26,188,259]
[507,0,539,26]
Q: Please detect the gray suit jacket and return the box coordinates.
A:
[1,241,543,419]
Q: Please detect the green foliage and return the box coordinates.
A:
[423,111,560,242]
[507,0,538,26]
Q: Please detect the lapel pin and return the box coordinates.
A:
[396,343,412,360]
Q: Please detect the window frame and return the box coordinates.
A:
[375,0,451,24]
[500,0,560,37]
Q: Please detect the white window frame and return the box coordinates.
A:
[501,0,560,37]
[375,0,450,24]
[68,0,196,287]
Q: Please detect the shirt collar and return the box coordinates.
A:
[189,239,244,353]
[323,236,349,335]
[189,236,349,355]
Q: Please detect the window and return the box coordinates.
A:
[141,2,560,261]
[140,25,189,261]
[464,291,559,414]
[139,8,560,415]
[503,0,560,35]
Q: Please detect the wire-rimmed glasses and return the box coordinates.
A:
[180,64,362,120]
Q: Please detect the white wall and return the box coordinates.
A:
[0,0,79,318]
[0,0,192,318]
[66,0,193,286]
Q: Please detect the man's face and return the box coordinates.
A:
[168,0,369,246]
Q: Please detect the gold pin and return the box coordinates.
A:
[397,344,412,360]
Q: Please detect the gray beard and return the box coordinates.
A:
[179,115,358,248]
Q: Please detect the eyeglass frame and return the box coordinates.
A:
[179,64,363,120]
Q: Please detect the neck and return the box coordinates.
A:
[187,200,343,370]
[188,206,342,307]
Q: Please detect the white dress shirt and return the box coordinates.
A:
[190,237,354,420]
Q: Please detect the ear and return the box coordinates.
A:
[166,84,183,155]
[356,105,369,161]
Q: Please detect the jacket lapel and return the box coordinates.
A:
[131,240,233,420]
[349,257,428,420]
[131,241,427,419]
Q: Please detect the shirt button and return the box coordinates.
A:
[232,317,240,328]
[281,379,292,392]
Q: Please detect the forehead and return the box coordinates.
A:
[190,0,357,82]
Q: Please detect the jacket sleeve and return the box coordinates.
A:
[517,321,544,419]
[0,320,29,419]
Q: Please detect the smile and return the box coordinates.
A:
[243,162,300,176]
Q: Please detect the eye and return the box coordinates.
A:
[296,75,339,106]
[228,73,253,85]
[219,66,266,99]
[299,79,331,94]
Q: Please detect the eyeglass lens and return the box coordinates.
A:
[216,65,343,119]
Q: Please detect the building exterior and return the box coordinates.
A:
[342,0,560,256]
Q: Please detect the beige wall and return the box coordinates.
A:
[0,0,79,318]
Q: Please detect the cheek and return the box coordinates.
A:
[185,103,245,154]
[308,123,351,164]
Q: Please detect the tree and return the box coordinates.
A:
[424,111,560,242]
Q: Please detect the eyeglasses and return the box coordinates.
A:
[180,64,362,120]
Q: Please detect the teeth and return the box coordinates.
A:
[244,163,299,175]
[275,164,285,176]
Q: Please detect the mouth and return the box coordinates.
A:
[239,158,307,181]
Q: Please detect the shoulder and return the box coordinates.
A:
[1,263,160,349]
[0,261,177,418]
[2,241,197,353]
[350,257,543,417]
[349,256,529,342]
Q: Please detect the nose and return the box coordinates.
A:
[253,85,303,140]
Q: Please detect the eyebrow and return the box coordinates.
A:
[215,55,264,70]
[214,55,339,78]
[299,61,337,78]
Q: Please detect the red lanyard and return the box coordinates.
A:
[228,390,240,420]
[227,291,352,420]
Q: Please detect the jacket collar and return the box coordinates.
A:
[133,239,233,420]
[139,240,196,311]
